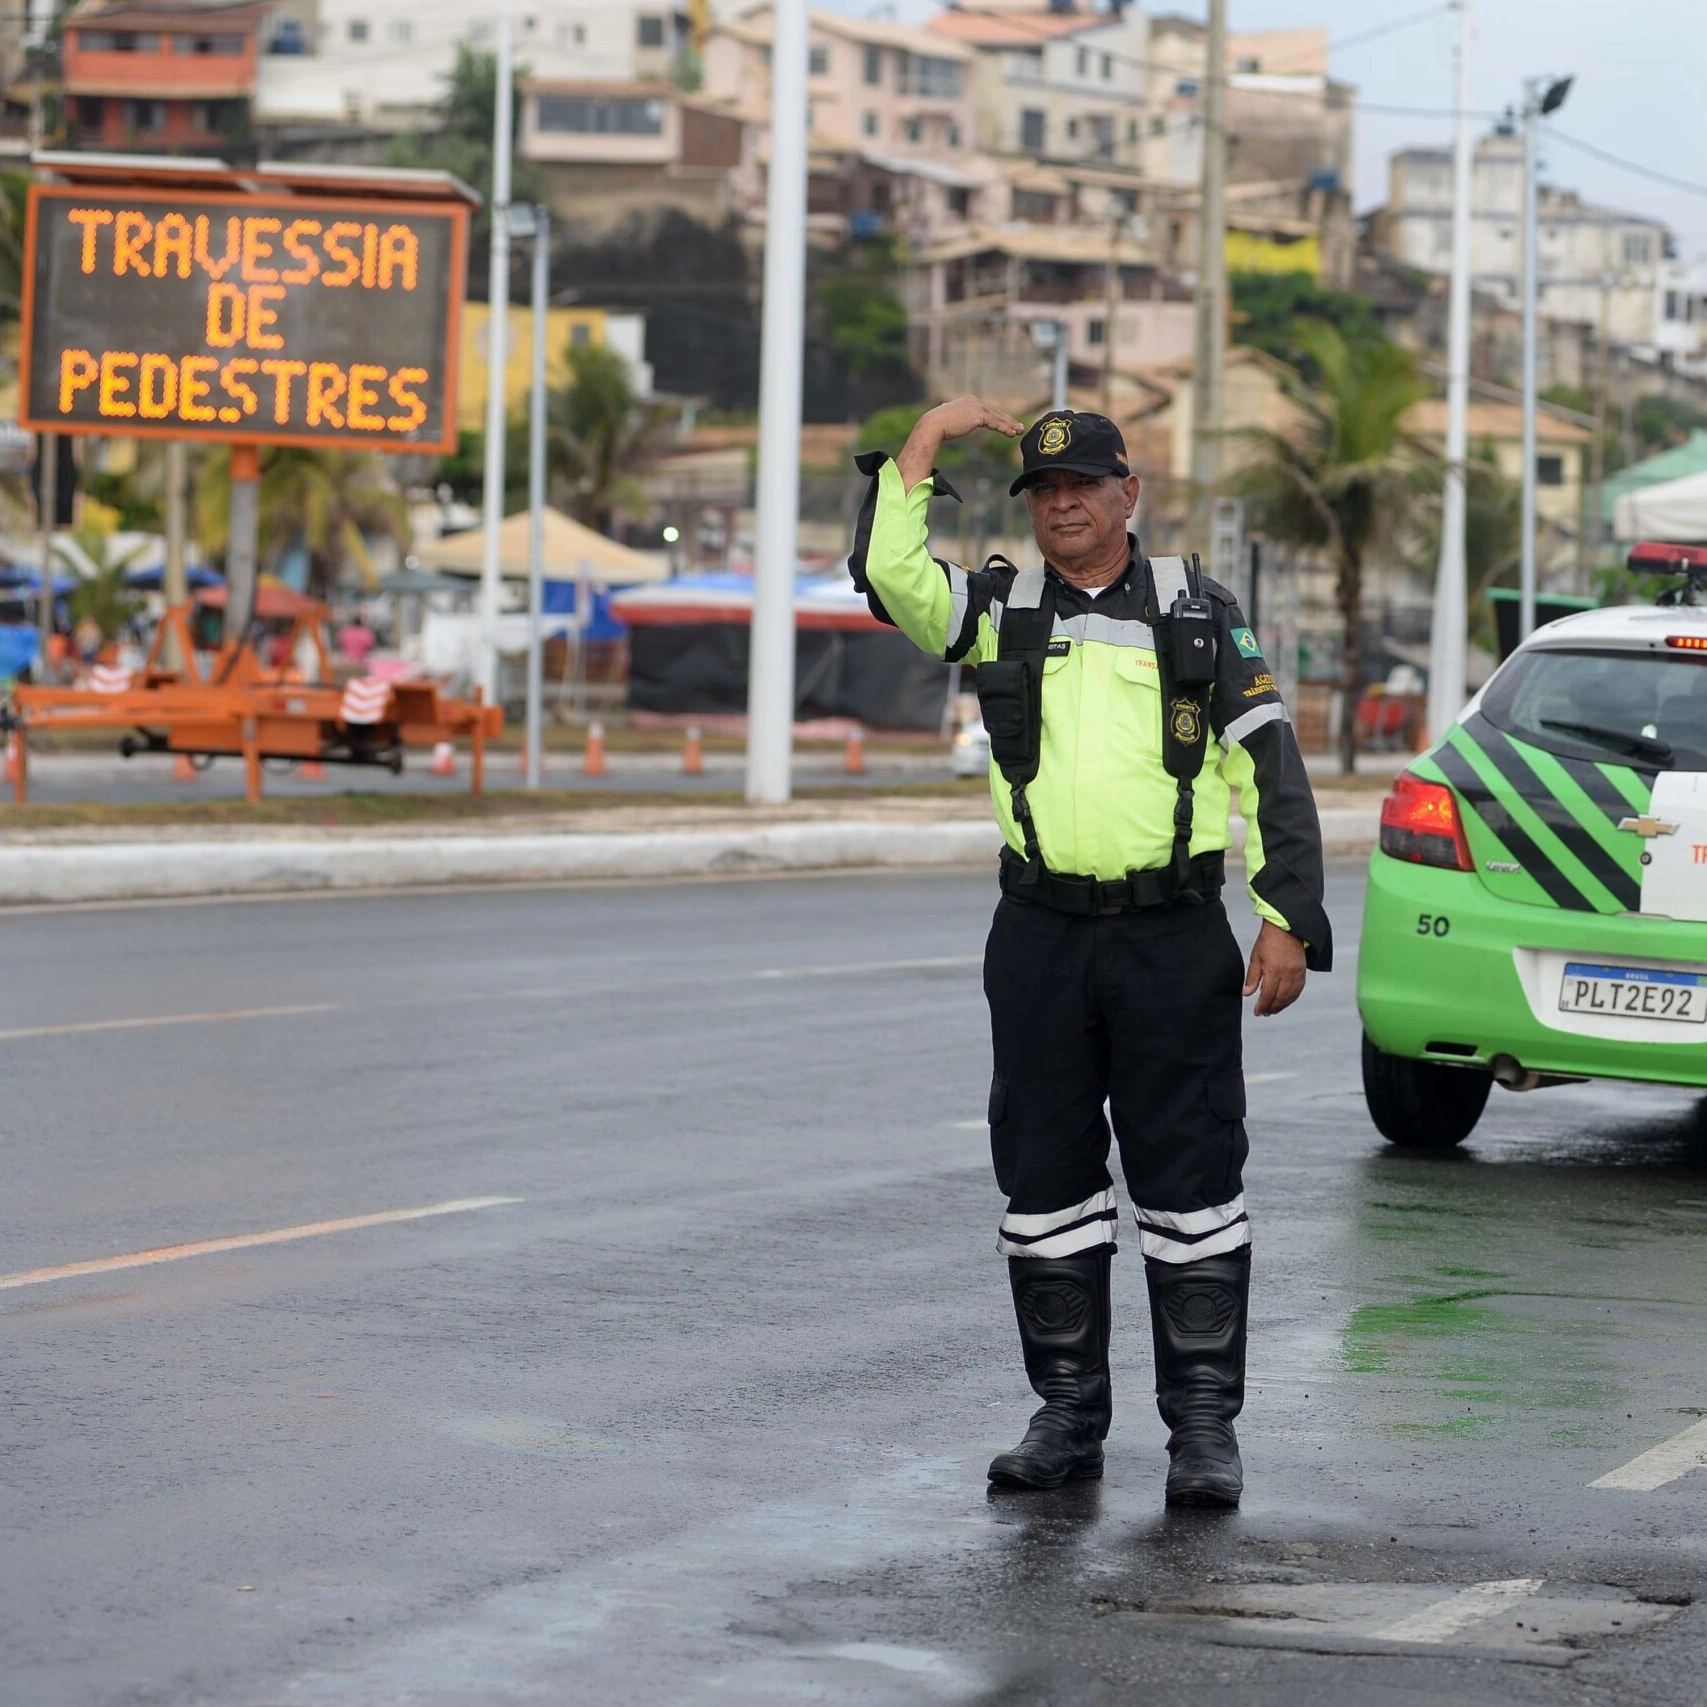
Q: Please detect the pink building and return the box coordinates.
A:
[702,7,976,163]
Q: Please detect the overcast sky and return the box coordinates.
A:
[820,1,1707,258]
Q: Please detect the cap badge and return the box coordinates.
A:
[1037,417,1072,456]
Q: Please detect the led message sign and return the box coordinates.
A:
[20,186,468,452]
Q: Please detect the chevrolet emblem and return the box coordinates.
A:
[1618,815,1679,838]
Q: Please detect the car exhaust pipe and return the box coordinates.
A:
[1489,1054,1545,1092]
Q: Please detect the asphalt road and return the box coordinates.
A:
[5,862,1707,1706]
[8,749,959,805]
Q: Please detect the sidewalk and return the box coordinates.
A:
[0,788,1382,906]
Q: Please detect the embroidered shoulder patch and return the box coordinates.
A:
[1232,626,1263,660]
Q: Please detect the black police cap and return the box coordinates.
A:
[1009,410,1131,496]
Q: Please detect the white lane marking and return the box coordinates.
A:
[1245,1072,1296,1085]
[1591,1418,1707,1491]
[0,1197,522,1291]
[756,955,980,980]
[0,1002,337,1042]
[1374,1578,1544,1644]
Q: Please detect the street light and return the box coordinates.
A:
[1519,72,1574,643]
[508,200,550,792]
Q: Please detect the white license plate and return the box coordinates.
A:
[1559,962,1707,1024]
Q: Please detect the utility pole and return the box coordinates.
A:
[1189,0,1227,542]
[478,0,515,702]
[510,202,549,792]
[1587,273,1612,591]
[1101,214,1118,414]
[1427,0,1473,740]
[745,0,808,805]
[1052,320,1069,411]
[1519,73,1573,642]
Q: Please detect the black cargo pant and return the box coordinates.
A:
[983,891,1250,1265]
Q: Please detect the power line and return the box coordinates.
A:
[1546,128,1707,204]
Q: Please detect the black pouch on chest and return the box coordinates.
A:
[975,570,1056,876]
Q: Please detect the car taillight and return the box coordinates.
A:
[1379,772,1473,871]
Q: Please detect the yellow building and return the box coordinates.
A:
[456,305,651,434]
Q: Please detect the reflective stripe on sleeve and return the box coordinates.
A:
[1221,702,1288,748]
[1133,1195,1250,1264]
[942,563,970,657]
[997,1188,1119,1259]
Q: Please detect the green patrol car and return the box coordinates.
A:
[1359,546,1707,1148]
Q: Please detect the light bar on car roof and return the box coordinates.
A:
[1666,634,1707,651]
[1630,540,1707,573]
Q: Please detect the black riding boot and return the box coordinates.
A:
[987,1249,1113,1490]
[1145,1246,1248,1508]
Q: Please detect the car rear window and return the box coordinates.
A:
[1480,647,1707,770]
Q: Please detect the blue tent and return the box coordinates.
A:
[123,563,223,591]
[541,579,626,643]
[0,567,78,595]
[0,625,38,678]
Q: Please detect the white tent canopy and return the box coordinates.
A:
[1615,468,1707,543]
[415,509,670,582]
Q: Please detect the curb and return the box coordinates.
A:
[0,810,1378,906]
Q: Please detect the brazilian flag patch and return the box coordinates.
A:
[1232,626,1263,660]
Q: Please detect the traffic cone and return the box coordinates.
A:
[4,732,18,786]
[843,726,866,776]
[430,741,456,777]
[584,719,607,778]
[682,725,703,775]
[172,752,197,782]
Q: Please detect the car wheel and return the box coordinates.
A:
[1361,1032,1492,1149]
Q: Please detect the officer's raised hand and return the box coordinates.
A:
[1244,920,1308,1017]
[896,396,1025,490]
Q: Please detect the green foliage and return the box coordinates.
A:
[815,235,918,409]
[1229,321,1429,772]
[0,168,30,319]
[1633,394,1707,454]
[856,403,1019,478]
[386,47,540,256]
[83,466,163,532]
[548,341,674,533]
[1404,441,1523,648]
[193,447,408,593]
[1230,272,1384,378]
[54,522,144,642]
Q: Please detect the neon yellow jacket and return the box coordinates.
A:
[856,456,1331,964]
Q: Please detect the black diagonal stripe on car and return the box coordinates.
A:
[1433,743,1596,911]
[1556,752,1649,829]
[1464,717,1641,911]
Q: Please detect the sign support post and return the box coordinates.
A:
[35,430,55,674]
[225,442,260,670]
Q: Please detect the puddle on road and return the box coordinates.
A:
[1108,1577,1681,1666]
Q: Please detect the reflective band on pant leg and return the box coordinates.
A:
[1133,1196,1251,1264]
[999,1188,1119,1258]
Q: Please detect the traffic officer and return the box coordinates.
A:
[847,398,1331,1507]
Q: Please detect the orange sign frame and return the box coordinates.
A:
[18,183,469,454]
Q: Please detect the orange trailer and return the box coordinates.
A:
[6,594,500,805]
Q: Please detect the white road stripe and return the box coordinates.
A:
[0,1197,522,1291]
[1245,1072,1296,1085]
[1591,1418,1707,1490]
[756,955,980,979]
[0,1003,337,1042]
[1374,1578,1544,1644]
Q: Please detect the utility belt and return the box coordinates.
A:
[999,846,1225,916]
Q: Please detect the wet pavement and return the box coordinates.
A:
[5,748,958,805]
[4,863,1707,1705]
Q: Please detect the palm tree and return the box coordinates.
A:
[1229,321,1429,774]
[1403,441,1524,652]
[548,341,674,535]
[53,520,144,643]
[193,447,408,595]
